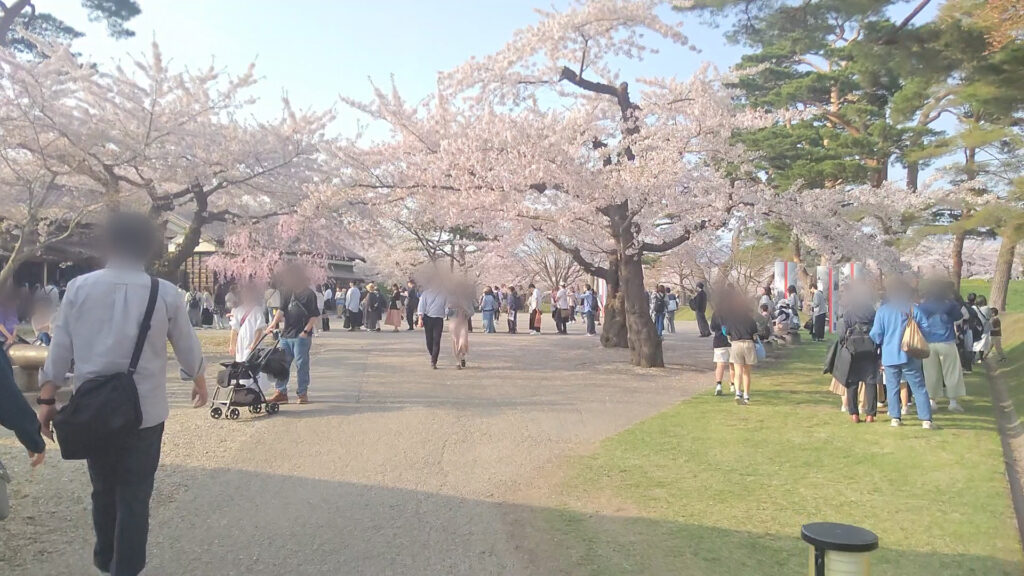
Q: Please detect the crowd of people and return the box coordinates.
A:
[823,279,1001,427]
[409,279,602,369]
[700,274,1002,425]
[0,207,1012,576]
[695,274,1002,422]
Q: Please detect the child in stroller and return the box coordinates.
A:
[210,332,289,420]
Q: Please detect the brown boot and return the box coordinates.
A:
[865,415,876,423]
[297,394,310,404]
[266,391,289,404]
[850,414,861,424]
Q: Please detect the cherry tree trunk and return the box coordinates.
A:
[600,251,629,349]
[0,253,24,290]
[0,228,33,290]
[620,252,663,367]
[951,231,966,292]
[989,236,1018,312]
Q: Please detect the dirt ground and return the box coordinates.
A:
[0,319,709,575]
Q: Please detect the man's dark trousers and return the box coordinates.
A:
[422,315,443,365]
[87,422,164,576]
[696,311,711,337]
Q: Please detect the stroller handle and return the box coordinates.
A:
[244,330,274,361]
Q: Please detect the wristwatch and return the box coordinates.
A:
[36,397,56,406]
[302,329,313,336]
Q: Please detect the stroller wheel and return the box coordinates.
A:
[267,402,280,415]
[228,408,240,420]
[249,403,263,414]
[210,407,223,419]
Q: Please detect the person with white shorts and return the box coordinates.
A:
[710,309,734,396]
[727,308,760,406]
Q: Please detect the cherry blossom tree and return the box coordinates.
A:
[0,40,335,285]
[0,42,111,287]
[340,1,774,367]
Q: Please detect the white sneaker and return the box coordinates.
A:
[929,399,938,411]
[901,405,909,416]
[714,384,723,396]
[891,419,902,427]
[948,403,964,414]
[839,405,847,412]
[922,420,933,430]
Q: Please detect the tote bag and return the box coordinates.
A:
[900,308,931,359]
[755,338,767,361]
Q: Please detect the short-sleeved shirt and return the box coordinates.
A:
[280,288,319,339]
[710,311,730,349]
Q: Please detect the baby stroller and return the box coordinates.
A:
[210,332,290,420]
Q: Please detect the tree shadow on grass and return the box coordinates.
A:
[4,464,1017,576]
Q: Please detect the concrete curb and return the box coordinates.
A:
[984,359,1024,558]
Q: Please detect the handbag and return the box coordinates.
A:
[52,277,158,460]
[755,338,767,361]
[901,307,931,359]
[844,327,876,356]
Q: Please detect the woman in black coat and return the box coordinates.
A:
[832,296,880,423]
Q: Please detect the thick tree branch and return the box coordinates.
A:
[879,0,932,45]
[0,0,31,47]
[546,235,608,279]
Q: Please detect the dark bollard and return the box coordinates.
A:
[801,522,878,576]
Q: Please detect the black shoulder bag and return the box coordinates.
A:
[53,277,159,460]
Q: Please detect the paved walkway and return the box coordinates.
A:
[1,320,709,575]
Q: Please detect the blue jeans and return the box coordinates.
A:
[276,336,311,396]
[482,310,496,333]
[884,358,931,422]
[654,313,665,337]
[584,311,596,335]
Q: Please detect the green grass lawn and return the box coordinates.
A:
[544,332,1024,575]
[962,279,1024,313]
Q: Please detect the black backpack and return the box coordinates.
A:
[188,291,200,310]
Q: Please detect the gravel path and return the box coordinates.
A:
[1,321,709,575]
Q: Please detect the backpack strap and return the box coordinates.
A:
[129,277,159,375]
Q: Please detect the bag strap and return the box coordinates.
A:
[238,307,253,327]
[129,277,159,375]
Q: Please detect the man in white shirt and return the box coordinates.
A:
[811,283,828,342]
[555,284,569,335]
[37,213,207,576]
[345,281,362,331]
[417,285,447,368]
[528,283,542,334]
